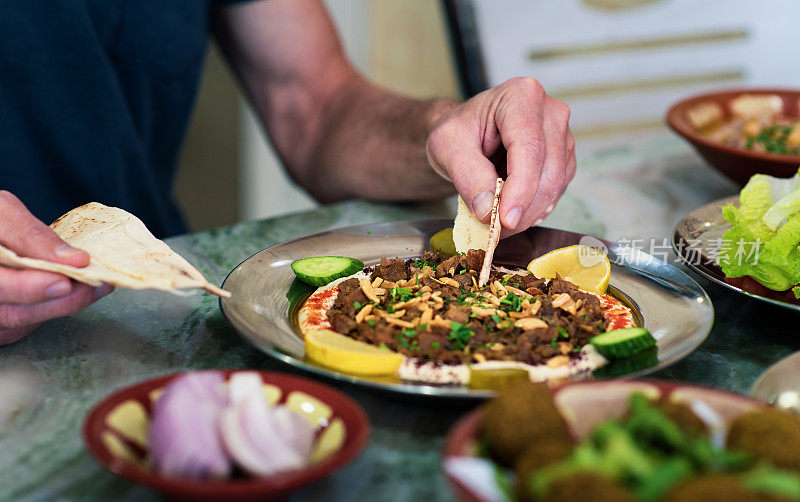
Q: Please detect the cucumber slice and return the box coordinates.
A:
[290,256,364,287]
[590,327,656,359]
[593,347,659,378]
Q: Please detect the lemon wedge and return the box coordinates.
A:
[305,329,403,376]
[469,368,530,390]
[527,245,611,295]
[430,227,457,256]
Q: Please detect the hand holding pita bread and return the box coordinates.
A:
[426,77,576,236]
[0,191,114,345]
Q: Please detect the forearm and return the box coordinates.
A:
[297,76,459,203]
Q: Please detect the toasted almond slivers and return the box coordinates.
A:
[489,282,498,296]
[355,304,373,323]
[529,299,542,315]
[428,318,452,328]
[473,353,487,363]
[389,309,406,318]
[471,275,479,289]
[558,342,572,355]
[419,285,432,293]
[373,287,387,295]
[364,314,378,322]
[393,296,423,310]
[575,299,583,310]
[384,317,415,328]
[463,297,475,304]
[395,279,406,287]
[481,292,501,307]
[440,277,460,288]
[514,318,548,330]
[508,311,527,319]
[448,267,456,276]
[372,277,384,288]
[360,278,380,303]
[521,298,531,309]
[559,300,578,316]
[491,343,504,351]
[431,291,442,299]
[505,285,529,298]
[470,306,495,318]
[420,309,433,324]
[493,281,509,296]
[382,281,397,289]
[546,355,570,368]
[411,318,421,327]
[551,293,571,308]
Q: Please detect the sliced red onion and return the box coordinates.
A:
[149,371,230,479]
[220,372,314,476]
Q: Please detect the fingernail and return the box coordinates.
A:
[54,243,83,258]
[472,190,494,219]
[94,284,114,300]
[505,207,522,228]
[46,280,71,298]
[546,203,556,214]
[534,217,544,226]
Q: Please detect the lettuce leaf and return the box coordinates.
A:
[718,170,800,292]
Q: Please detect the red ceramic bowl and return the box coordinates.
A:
[83,370,369,501]
[442,379,765,502]
[666,88,800,185]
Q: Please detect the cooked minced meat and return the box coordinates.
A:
[326,250,608,366]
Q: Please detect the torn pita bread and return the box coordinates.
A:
[453,195,491,255]
[0,203,230,297]
[478,178,504,287]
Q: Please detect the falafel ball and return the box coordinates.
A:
[481,382,570,465]
[664,474,753,502]
[515,437,574,502]
[544,472,635,502]
[656,399,707,436]
[727,408,800,473]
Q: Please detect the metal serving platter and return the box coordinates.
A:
[221,220,713,399]
[672,196,800,312]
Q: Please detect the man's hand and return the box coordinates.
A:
[0,191,113,346]
[427,77,576,236]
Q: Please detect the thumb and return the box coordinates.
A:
[442,151,500,224]
[0,191,89,267]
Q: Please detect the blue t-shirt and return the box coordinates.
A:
[0,1,235,237]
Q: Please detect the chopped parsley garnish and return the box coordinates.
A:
[459,269,468,274]
[551,336,559,349]
[500,292,522,312]
[379,342,390,350]
[390,287,414,302]
[447,321,474,351]
[501,275,510,285]
[431,341,440,349]
[397,328,419,351]
[557,326,570,339]
[401,328,416,338]
[490,314,502,324]
[353,301,362,310]
[412,259,437,269]
[367,319,376,326]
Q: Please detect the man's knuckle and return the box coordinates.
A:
[521,137,546,159]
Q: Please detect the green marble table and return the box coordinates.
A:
[3,135,799,501]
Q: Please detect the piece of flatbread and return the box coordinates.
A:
[0,202,230,297]
[453,196,491,254]
[478,178,504,287]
